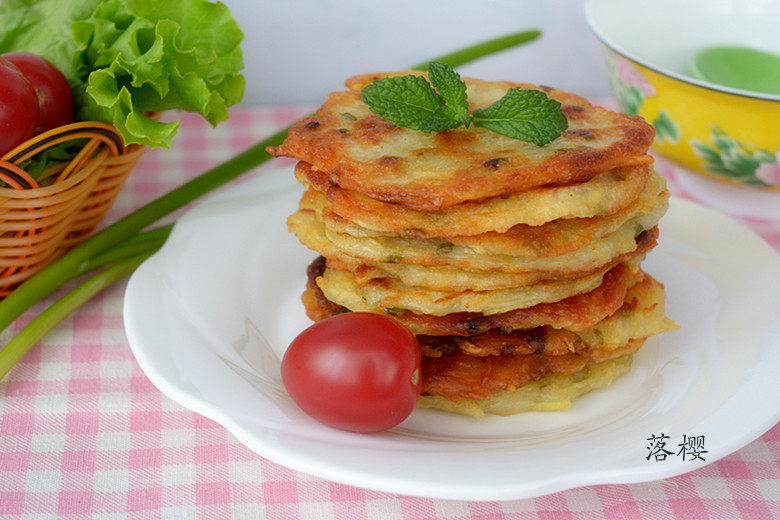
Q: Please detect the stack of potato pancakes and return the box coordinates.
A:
[270,72,677,419]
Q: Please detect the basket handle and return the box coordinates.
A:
[0,162,38,189]
[0,122,125,190]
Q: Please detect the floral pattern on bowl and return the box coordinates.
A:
[606,51,681,145]
[691,127,779,187]
[606,51,655,116]
[601,48,780,191]
[652,111,681,144]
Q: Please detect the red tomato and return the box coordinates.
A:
[2,52,74,134]
[282,312,421,433]
[0,57,39,156]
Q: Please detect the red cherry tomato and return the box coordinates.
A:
[0,57,39,156]
[282,312,421,433]
[2,52,74,134]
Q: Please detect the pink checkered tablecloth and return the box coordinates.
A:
[0,107,778,519]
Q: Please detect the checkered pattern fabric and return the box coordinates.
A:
[0,108,777,519]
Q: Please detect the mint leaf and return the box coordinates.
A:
[427,61,471,127]
[472,88,568,145]
[360,74,460,132]
[418,111,461,132]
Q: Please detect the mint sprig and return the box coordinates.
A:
[360,62,568,146]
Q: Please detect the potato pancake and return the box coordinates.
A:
[417,274,675,358]
[344,238,652,291]
[291,208,664,274]
[290,206,658,292]
[420,338,646,402]
[316,263,608,316]
[417,355,633,418]
[310,167,668,257]
[297,161,652,235]
[302,257,645,335]
[269,72,655,211]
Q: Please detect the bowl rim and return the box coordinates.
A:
[584,0,780,102]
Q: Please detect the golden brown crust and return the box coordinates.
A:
[297,161,653,237]
[320,261,610,316]
[389,262,643,335]
[308,170,668,257]
[268,73,655,211]
[301,256,347,322]
[315,228,658,316]
[416,273,662,358]
[418,327,587,358]
[302,256,646,336]
[420,338,646,401]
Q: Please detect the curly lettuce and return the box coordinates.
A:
[0,0,244,148]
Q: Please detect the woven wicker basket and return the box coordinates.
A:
[0,122,146,296]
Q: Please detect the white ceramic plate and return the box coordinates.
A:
[124,168,780,501]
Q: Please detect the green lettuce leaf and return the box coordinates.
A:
[0,0,102,81]
[0,0,244,149]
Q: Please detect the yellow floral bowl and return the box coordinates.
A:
[586,0,780,190]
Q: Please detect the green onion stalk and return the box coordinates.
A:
[0,29,541,380]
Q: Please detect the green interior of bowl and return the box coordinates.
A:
[689,46,780,95]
